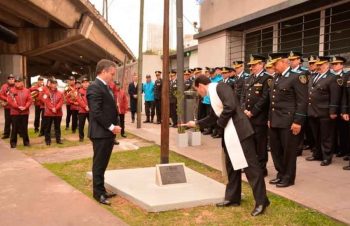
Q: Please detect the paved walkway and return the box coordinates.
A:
[0,139,127,226]
[125,117,350,225]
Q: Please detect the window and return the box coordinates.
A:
[244,27,273,63]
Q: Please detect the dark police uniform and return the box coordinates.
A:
[241,68,272,175]
[154,71,162,124]
[307,58,341,165]
[169,71,178,127]
[233,64,250,101]
[268,53,308,187]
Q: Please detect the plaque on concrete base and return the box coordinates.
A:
[155,163,187,186]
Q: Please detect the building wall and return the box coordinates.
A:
[189,50,198,68]
[198,30,228,67]
[200,0,287,31]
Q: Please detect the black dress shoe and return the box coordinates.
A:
[24,143,30,147]
[202,130,212,135]
[306,156,321,161]
[143,120,150,123]
[212,134,221,139]
[121,134,127,138]
[269,178,281,185]
[216,200,240,207]
[263,169,268,177]
[104,192,117,199]
[79,138,84,142]
[95,195,111,205]
[343,165,350,170]
[251,200,270,216]
[276,181,294,188]
[56,140,63,144]
[114,140,120,145]
[46,141,51,146]
[320,160,331,166]
[10,143,16,148]
[1,135,9,139]
[336,153,346,157]
[343,156,350,161]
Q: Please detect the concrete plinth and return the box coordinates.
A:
[87,167,225,212]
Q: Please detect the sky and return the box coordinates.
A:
[89,0,200,57]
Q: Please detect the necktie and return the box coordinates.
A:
[313,74,321,85]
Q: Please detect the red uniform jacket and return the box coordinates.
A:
[0,83,14,109]
[77,88,89,114]
[114,89,128,114]
[38,86,50,109]
[43,89,64,117]
[66,88,80,111]
[29,84,44,106]
[7,87,32,115]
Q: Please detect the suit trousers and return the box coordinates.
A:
[10,115,29,146]
[154,99,161,122]
[34,105,43,131]
[45,116,62,143]
[3,108,12,136]
[91,137,115,198]
[252,125,268,171]
[223,136,268,206]
[40,109,47,135]
[65,105,71,128]
[71,110,78,132]
[170,102,177,125]
[309,117,336,161]
[119,114,125,135]
[78,113,89,140]
[335,118,349,155]
[269,127,300,184]
[144,101,155,121]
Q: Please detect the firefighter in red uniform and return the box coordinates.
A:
[64,76,76,130]
[0,74,15,139]
[77,77,90,142]
[66,80,80,133]
[43,78,64,145]
[7,76,32,148]
[113,81,128,138]
[37,79,51,136]
[29,76,45,133]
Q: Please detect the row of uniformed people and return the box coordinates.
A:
[0,76,92,147]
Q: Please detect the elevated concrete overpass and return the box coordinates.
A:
[0,0,135,83]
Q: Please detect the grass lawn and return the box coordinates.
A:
[44,145,345,226]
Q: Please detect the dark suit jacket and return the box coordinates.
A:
[241,71,272,126]
[308,70,341,118]
[269,68,308,128]
[87,78,119,139]
[197,82,254,143]
[128,82,138,112]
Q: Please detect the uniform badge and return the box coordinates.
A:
[299,75,307,84]
[337,78,343,86]
[267,79,273,88]
[43,94,48,99]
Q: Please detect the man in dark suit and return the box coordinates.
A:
[267,52,308,188]
[184,75,269,217]
[87,59,121,205]
[241,54,272,176]
[128,74,138,123]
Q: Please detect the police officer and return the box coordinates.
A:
[268,52,308,188]
[154,71,162,124]
[184,69,193,91]
[265,62,275,77]
[7,77,32,148]
[306,56,341,166]
[329,56,350,159]
[221,67,235,90]
[169,70,178,128]
[43,78,64,145]
[241,54,272,176]
[0,74,15,139]
[232,61,250,101]
[77,77,90,142]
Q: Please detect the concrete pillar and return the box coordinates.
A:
[0,54,25,84]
